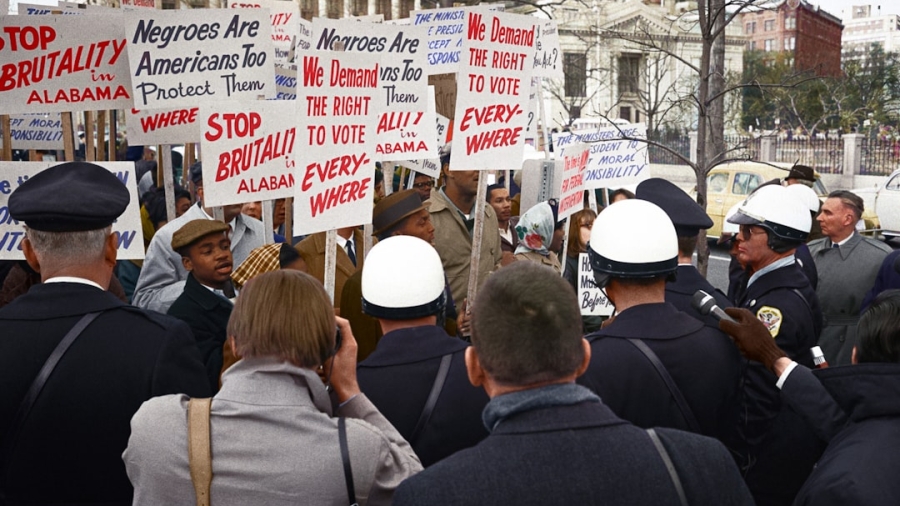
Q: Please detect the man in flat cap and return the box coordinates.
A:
[167,219,235,393]
[0,162,209,505]
[132,161,266,313]
[636,178,732,329]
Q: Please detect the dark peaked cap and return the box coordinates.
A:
[9,161,130,232]
[636,178,712,237]
[786,164,815,182]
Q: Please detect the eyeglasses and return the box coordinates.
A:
[413,181,434,189]
[738,225,768,241]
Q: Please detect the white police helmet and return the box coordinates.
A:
[784,183,822,214]
[727,184,811,242]
[362,236,446,319]
[587,199,678,288]
[722,202,742,236]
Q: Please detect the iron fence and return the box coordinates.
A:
[860,137,900,176]
[773,137,844,174]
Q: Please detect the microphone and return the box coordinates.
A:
[691,290,737,324]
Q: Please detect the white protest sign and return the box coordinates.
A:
[557,143,589,222]
[273,64,296,100]
[124,9,276,109]
[228,0,299,66]
[1,0,7,15]
[0,161,144,260]
[3,114,64,150]
[294,50,378,236]
[554,123,650,189]
[126,106,200,145]
[411,4,501,74]
[523,76,540,144]
[398,88,446,178]
[351,14,384,23]
[295,17,312,54]
[578,253,615,316]
[200,100,297,207]
[311,18,434,162]
[453,10,534,171]
[16,3,82,15]
[532,19,562,79]
[0,15,133,114]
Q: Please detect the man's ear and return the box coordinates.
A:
[104,231,118,267]
[465,347,486,388]
[22,237,40,274]
[181,255,193,272]
[574,338,593,378]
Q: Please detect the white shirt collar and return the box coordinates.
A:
[835,232,855,247]
[44,276,104,290]
[335,234,354,249]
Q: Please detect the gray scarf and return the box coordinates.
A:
[482,383,600,432]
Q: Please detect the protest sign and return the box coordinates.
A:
[578,253,615,316]
[294,50,378,236]
[296,17,312,54]
[16,3,82,15]
[311,18,434,162]
[557,143,589,222]
[398,87,446,178]
[412,4,501,74]
[126,106,200,145]
[532,19,563,79]
[228,0,299,66]
[453,10,534,171]
[0,161,144,260]
[120,0,158,10]
[124,9,276,109]
[0,15,134,114]
[200,100,297,207]
[554,123,650,189]
[1,0,7,15]
[2,114,64,150]
[274,64,296,100]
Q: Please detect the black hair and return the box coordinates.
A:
[278,242,303,268]
[486,183,506,202]
[856,289,900,364]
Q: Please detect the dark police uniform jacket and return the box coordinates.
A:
[666,264,732,329]
[357,325,489,467]
[0,282,210,506]
[578,303,742,442]
[734,261,824,506]
[393,399,754,506]
[167,273,233,393]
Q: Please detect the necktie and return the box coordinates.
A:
[832,243,840,250]
[346,241,357,267]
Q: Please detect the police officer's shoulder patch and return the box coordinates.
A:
[756,306,783,338]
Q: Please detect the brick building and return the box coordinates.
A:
[740,0,843,77]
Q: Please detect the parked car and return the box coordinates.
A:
[852,169,900,240]
[699,161,827,238]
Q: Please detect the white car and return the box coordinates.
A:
[852,169,900,240]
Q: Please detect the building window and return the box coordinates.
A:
[564,52,587,98]
[617,54,642,95]
[620,106,632,122]
[764,19,774,31]
[785,37,795,50]
[765,39,775,51]
[748,40,756,50]
[746,21,756,34]
[785,16,796,30]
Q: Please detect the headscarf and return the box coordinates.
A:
[231,243,283,289]
[515,202,554,257]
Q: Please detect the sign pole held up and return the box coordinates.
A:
[61,112,76,161]
[1,116,11,161]
[464,175,489,319]
[159,144,177,223]
[262,200,274,245]
[84,111,95,162]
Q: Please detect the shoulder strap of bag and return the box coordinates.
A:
[188,398,213,506]
[0,311,102,467]
[338,417,358,506]
[410,352,453,444]
[647,428,689,506]
[627,339,701,433]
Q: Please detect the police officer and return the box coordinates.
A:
[635,178,731,328]
[576,200,742,444]
[356,236,489,467]
[0,162,209,505]
[726,184,824,506]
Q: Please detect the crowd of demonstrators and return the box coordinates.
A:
[7,154,900,506]
[810,190,892,365]
[394,262,754,505]
[132,162,267,313]
[124,270,422,505]
[577,199,742,445]
[356,237,489,467]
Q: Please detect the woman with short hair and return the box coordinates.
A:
[124,270,422,506]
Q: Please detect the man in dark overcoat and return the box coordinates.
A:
[393,261,754,506]
[0,162,210,505]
